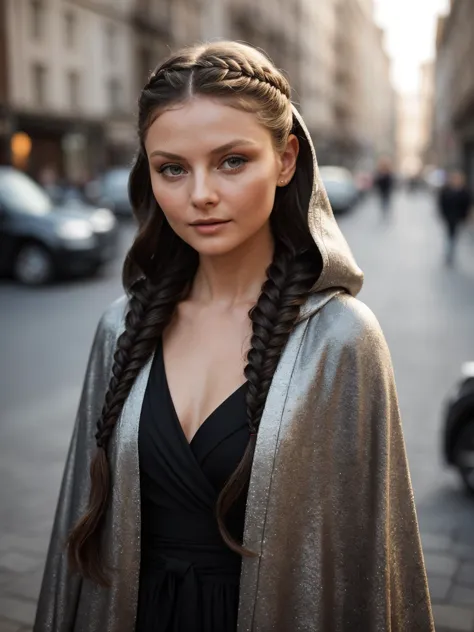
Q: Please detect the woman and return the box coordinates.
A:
[34,42,434,631]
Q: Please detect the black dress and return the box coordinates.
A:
[136,339,250,632]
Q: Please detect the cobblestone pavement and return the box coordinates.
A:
[1,192,474,631]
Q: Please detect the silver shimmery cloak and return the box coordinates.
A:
[34,107,434,631]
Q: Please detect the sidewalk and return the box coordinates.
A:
[423,529,474,632]
[0,530,48,631]
[1,529,474,631]
[1,192,473,631]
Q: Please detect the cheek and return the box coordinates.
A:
[229,171,276,223]
[150,177,185,225]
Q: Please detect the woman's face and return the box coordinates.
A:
[144,97,298,257]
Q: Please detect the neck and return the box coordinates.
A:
[190,224,274,307]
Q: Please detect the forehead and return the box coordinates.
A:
[145,97,273,154]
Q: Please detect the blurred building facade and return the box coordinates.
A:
[395,61,436,179]
[332,0,395,171]
[0,0,9,166]
[3,0,139,181]
[211,1,305,107]
[433,0,474,188]
[198,0,395,170]
[1,0,395,181]
[397,93,424,177]
[396,59,439,180]
[133,0,203,90]
[225,0,336,160]
[419,61,435,165]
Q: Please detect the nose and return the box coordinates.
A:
[190,172,219,209]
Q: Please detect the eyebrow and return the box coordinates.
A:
[149,139,257,160]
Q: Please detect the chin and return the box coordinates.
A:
[181,233,243,257]
[190,240,241,257]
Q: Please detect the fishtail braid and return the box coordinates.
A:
[216,242,318,555]
[68,271,193,583]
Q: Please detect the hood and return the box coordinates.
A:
[291,106,363,315]
[27,205,95,224]
[52,204,99,219]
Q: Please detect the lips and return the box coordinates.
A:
[189,219,231,235]
[190,219,230,226]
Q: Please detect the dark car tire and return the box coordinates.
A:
[453,420,474,496]
[13,242,55,286]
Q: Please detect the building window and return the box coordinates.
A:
[32,63,47,106]
[108,78,122,113]
[65,11,77,49]
[105,23,117,62]
[30,0,44,41]
[68,71,80,109]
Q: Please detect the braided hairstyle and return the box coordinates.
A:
[68,41,322,584]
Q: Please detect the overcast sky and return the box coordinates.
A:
[374,0,450,93]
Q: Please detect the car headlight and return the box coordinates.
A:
[90,208,116,233]
[461,362,474,378]
[56,220,94,240]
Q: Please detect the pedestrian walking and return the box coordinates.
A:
[438,169,472,266]
[374,157,395,217]
[34,41,434,632]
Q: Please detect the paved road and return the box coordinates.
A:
[0,192,474,631]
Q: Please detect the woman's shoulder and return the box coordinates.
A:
[83,295,129,378]
[98,294,129,331]
[310,292,388,353]
[303,292,394,380]
[93,294,129,347]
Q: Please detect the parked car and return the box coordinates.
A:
[443,361,474,495]
[46,183,89,207]
[0,167,119,286]
[319,166,359,214]
[87,167,133,217]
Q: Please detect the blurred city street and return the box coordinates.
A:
[1,0,474,629]
[0,191,474,631]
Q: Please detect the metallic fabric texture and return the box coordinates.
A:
[34,107,433,631]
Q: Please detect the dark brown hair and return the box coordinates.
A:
[68,41,322,585]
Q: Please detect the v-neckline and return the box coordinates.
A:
[160,340,247,447]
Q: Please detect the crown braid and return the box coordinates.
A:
[140,44,292,150]
[148,52,291,102]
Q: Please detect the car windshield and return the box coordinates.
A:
[319,167,353,183]
[0,170,53,216]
